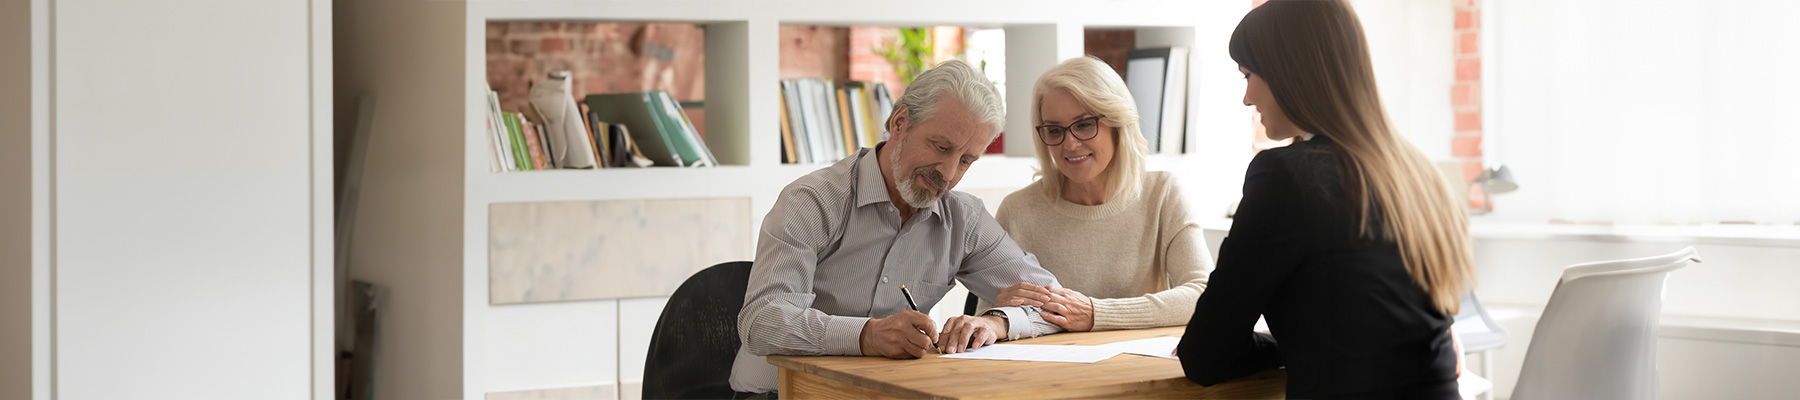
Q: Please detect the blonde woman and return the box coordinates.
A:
[1176,1,1475,398]
[988,56,1213,332]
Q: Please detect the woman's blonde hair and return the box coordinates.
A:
[1231,0,1475,315]
[1029,56,1152,204]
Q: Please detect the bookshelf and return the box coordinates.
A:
[343,1,1254,399]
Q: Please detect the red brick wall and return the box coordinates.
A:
[485,22,707,136]
[847,26,904,98]
[780,26,849,81]
[1452,0,1484,206]
[1084,29,1135,77]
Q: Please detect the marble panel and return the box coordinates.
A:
[490,198,752,304]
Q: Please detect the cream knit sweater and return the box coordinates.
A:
[994,171,1214,331]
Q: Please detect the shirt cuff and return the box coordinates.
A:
[824,316,870,355]
[989,307,1031,341]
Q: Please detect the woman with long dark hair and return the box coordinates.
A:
[1177,1,1475,398]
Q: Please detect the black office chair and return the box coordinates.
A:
[643,261,754,400]
[964,292,980,316]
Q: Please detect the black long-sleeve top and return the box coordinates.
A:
[1178,136,1459,399]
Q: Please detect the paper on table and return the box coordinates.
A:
[937,344,1123,363]
[1100,337,1181,360]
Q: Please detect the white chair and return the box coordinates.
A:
[1510,246,1702,400]
[1452,291,1509,400]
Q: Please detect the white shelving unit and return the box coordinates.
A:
[344,1,1256,399]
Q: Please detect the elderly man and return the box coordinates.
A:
[730,60,1065,396]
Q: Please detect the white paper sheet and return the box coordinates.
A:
[937,344,1123,363]
[1100,337,1181,360]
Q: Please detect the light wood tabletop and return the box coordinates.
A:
[767,326,1286,399]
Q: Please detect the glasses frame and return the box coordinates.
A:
[1036,115,1106,146]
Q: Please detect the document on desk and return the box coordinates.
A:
[937,344,1123,363]
[1100,337,1181,360]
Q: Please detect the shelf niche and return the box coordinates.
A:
[485,20,752,168]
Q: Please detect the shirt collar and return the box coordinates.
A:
[855,142,942,218]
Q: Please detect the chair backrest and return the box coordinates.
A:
[1452,291,1509,353]
[643,261,754,400]
[1511,247,1701,400]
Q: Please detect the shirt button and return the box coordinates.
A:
[882,275,889,283]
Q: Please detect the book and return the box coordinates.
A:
[501,111,530,170]
[1126,46,1190,154]
[822,79,845,159]
[655,91,716,167]
[778,91,797,164]
[836,86,855,155]
[586,91,716,167]
[872,83,894,141]
[587,92,681,166]
[582,115,607,169]
[520,115,547,170]
[487,91,517,171]
[484,89,510,172]
[853,83,879,147]
[781,80,813,164]
[793,80,826,163]
[1159,48,1189,154]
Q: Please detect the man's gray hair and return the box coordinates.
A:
[890,59,1006,143]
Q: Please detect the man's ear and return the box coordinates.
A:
[886,105,908,139]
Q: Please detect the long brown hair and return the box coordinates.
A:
[1230,0,1474,315]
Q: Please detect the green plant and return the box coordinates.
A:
[873,28,935,85]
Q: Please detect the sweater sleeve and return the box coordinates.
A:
[1090,178,1215,330]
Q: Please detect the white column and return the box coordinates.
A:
[1003,23,1084,158]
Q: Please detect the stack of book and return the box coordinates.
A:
[778,79,894,164]
[586,91,715,168]
[485,88,710,171]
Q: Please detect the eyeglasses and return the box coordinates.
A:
[1036,115,1105,146]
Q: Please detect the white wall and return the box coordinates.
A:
[1351,0,1455,162]
[36,0,330,398]
[2,0,33,397]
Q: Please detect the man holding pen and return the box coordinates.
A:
[731,60,1064,397]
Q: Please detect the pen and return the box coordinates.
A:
[898,285,941,354]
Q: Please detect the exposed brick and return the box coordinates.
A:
[510,39,539,55]
[1451,83,1477,107]
[779,25,850,80]
[487,23,508,38]
[1085,29,1135,76]
[541,38,567,53]
[487,38,506,53]
[1456,57,1481,81]
[1452,135,1483,157]
[1459,32,1479,55]
[1455,110,1482,132]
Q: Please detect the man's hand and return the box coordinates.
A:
[937,314,1006,354]
[860,310,938,359]
[1037,286,1095,332]
[994,282,1052,308]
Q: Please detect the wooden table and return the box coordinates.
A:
[767,326,1286,399]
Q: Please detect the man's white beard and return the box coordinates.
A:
[889,145,942,209]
